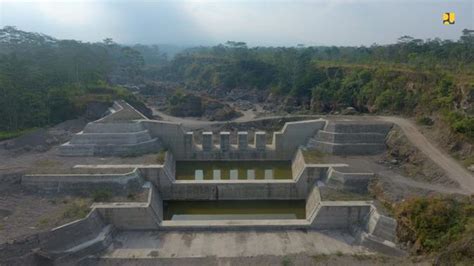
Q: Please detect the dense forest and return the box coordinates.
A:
[147,33,474,141]
[0,26,144,136]
[0,26,473,142]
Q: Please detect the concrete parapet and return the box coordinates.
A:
[202,132,213,152]
[238,131,248,150]
[220,132,230,152]
[255,131,266,151]
[21,169,143,195]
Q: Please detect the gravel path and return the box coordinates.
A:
[378,116,474,194]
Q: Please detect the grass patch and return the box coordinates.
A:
[92,189,113,202]
[311,254,329,263]
[62,198,91,220]
[156,149,167,164]
[302,149,326,163]
[281,256,292,266]
[37,217,50,228]
[0,129,35,141]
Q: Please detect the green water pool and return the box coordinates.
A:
[175,160,292,180]
[163,200,306,220]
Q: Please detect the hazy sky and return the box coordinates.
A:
[1,0,473,46]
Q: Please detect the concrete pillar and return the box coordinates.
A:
[255,131,266,151]
[238,131,248,150]
[202,132,213,152]
[185,132,194,152]
[220,132,230,152]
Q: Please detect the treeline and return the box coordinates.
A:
[0,27,143,132]
[145,33,474,140]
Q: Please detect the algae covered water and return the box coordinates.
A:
[176,160,292,180]
[163,200,305,220]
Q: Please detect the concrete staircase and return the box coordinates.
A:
[307,121,392,155]
[59,121,160,156]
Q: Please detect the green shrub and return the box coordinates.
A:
[395,197,473,254]
[62,199,90,220]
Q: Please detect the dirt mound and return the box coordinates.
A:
[3,118,87,153]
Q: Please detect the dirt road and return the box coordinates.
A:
[379,116,474,194]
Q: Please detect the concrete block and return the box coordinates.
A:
[230,170,238,180]
[185,132,194,152]
[213,170,221,180]
[238,131,248,150]
[247,170,255,180]
[202,132,213,152]
[220,132,230,152]
[255,131,266,151]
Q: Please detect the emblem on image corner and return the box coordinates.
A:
[443,12,455,25]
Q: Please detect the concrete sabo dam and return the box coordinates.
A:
[12,101,405,264]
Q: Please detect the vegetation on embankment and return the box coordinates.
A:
[394,196,474,265]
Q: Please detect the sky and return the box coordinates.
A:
[0,0,473,47]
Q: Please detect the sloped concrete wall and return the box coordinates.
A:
[272,120,326,158]
[39,209,106,252]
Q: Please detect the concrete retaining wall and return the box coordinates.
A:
[311,201,372,230]
[22,169,143,195]
[141,150,328,200]
[305,185,321,220]
[93,185,161,230]
[326,167,374,193]
[171,119,326,161]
